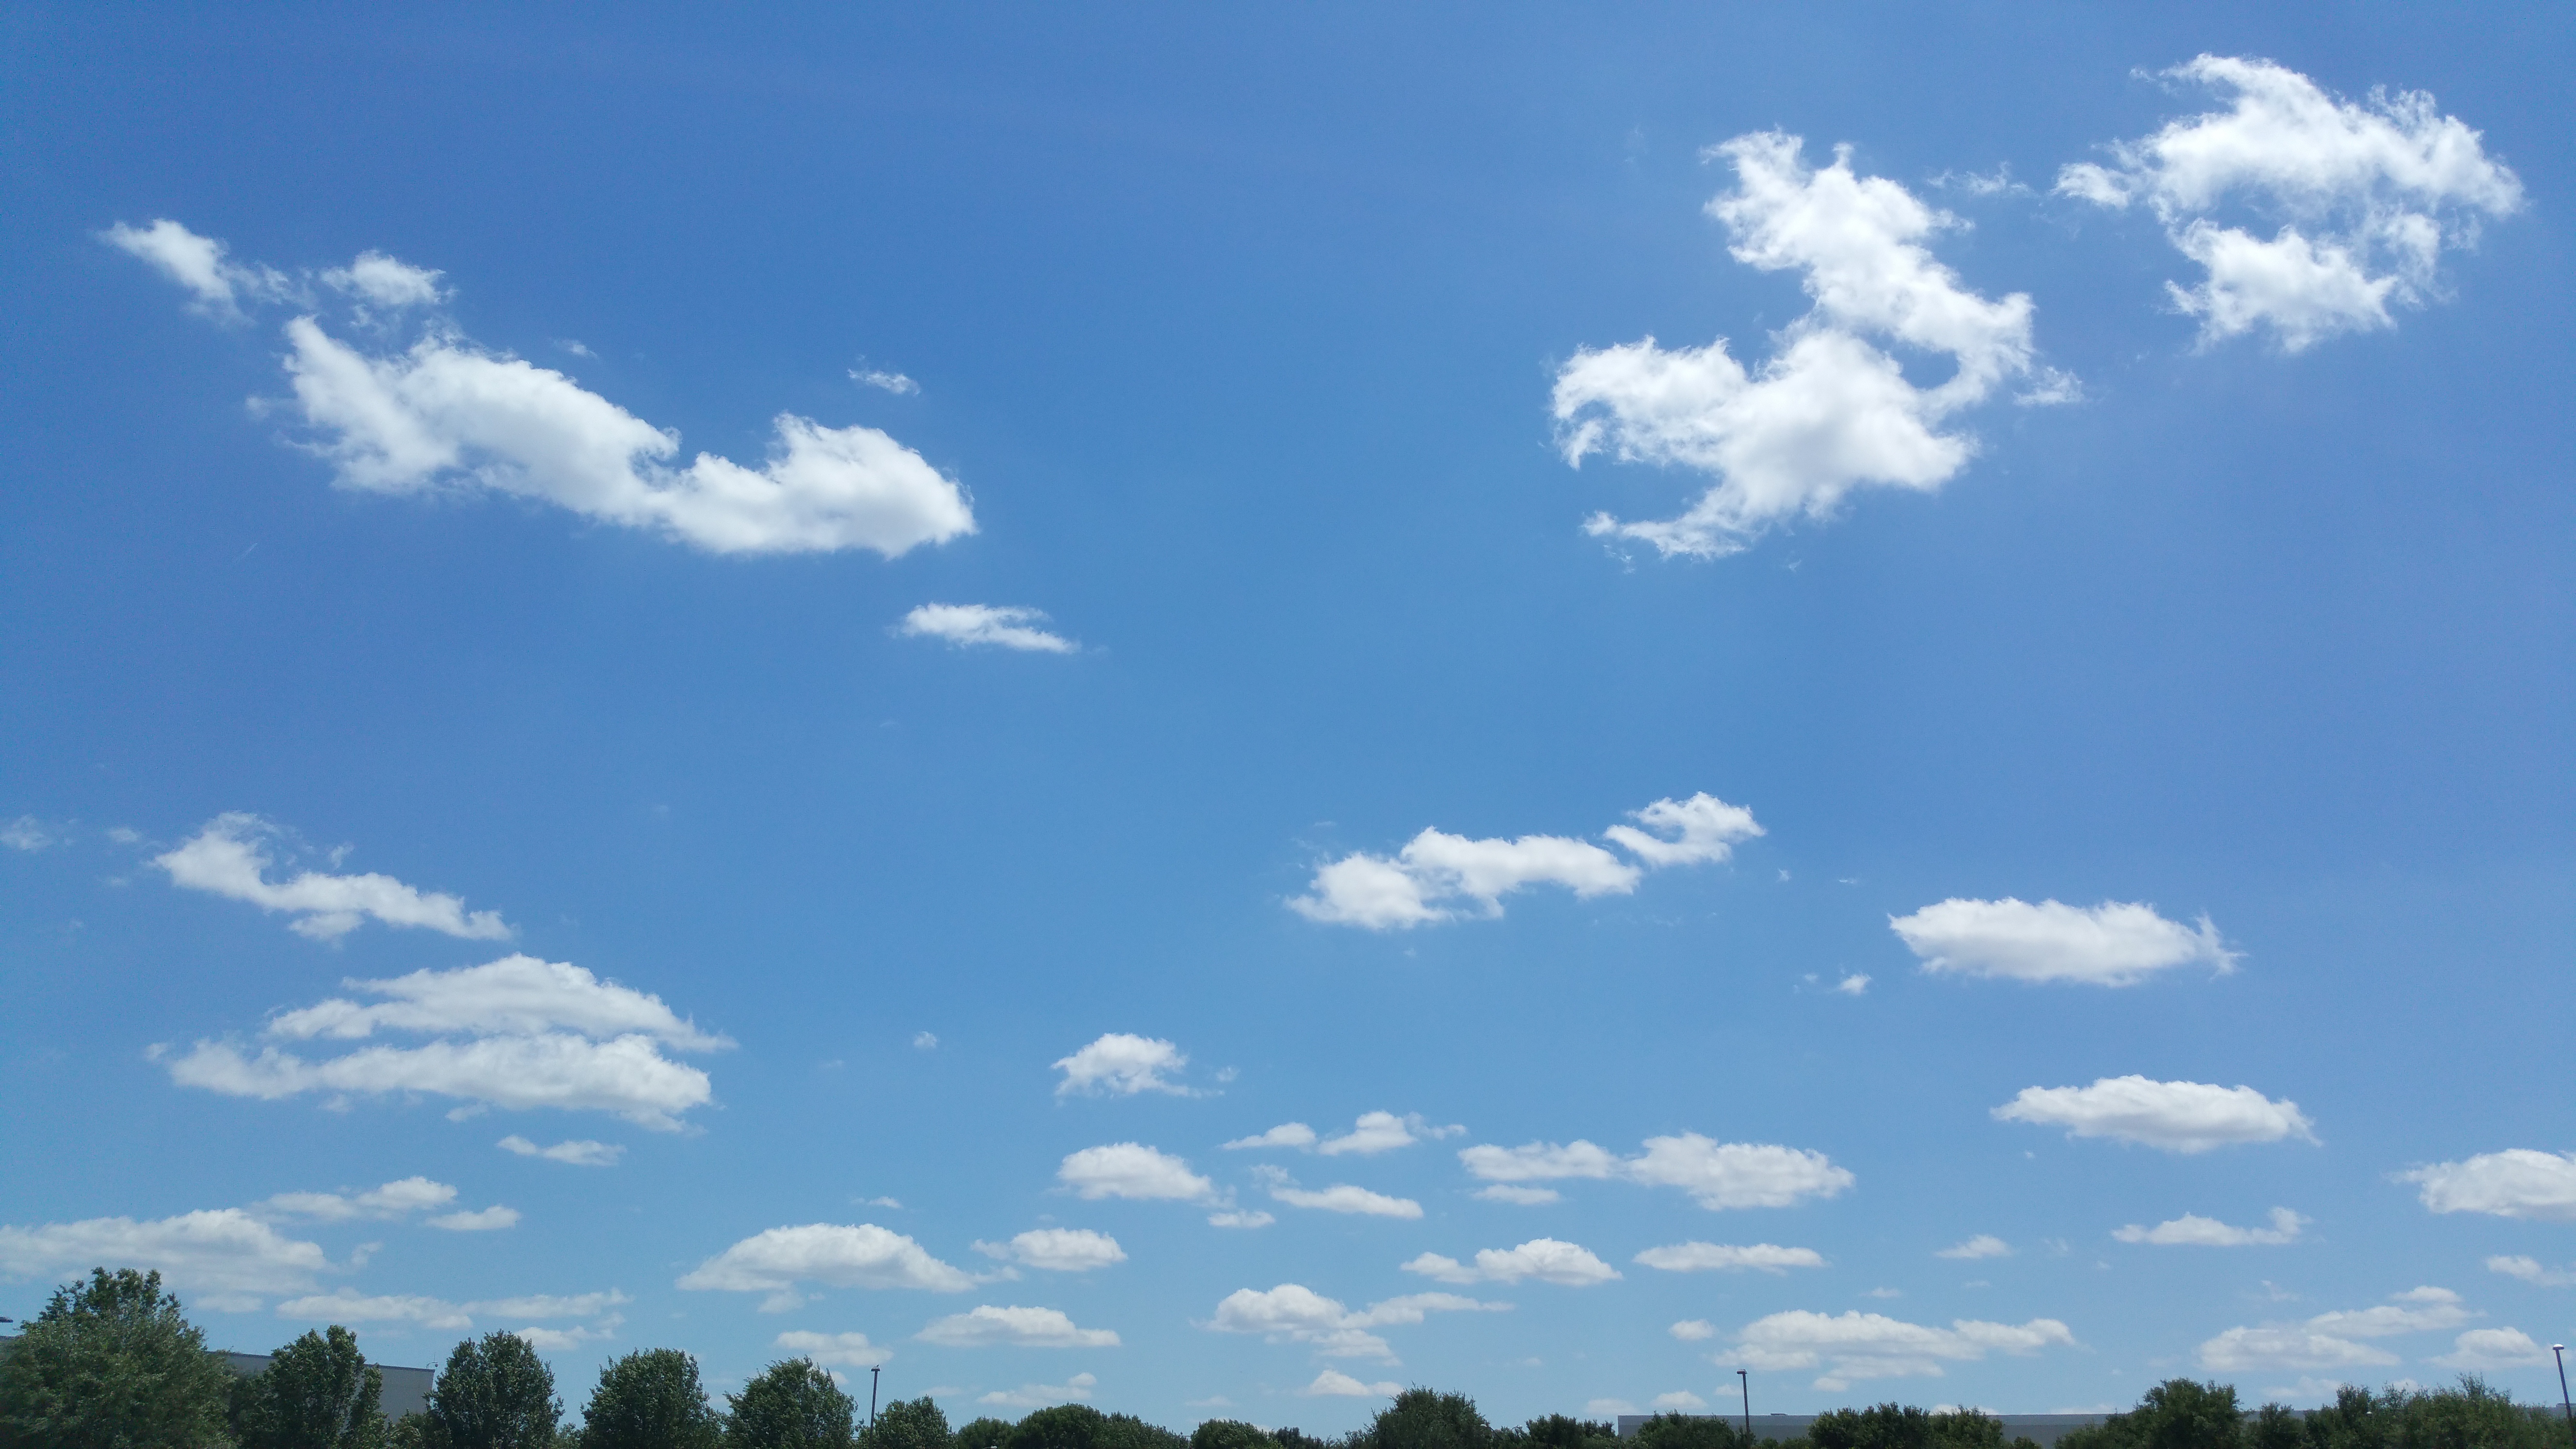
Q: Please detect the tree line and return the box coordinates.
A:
[3,1270,2567,1449]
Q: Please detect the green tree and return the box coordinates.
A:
[726,1360,856,1449]
[231,1326,388,1449]
[1007,1405,1110,1449]
[1096,1415,1187,1449]
[0,1267,235,1449]
[955,1418,1013,1449]
[580,1350,721,1449]
[1363,1391,1494,1449]
[1193,1422,1282,1449]
[428,1333,561,1449]
[859,1397,950,1449]
[2058,1380,2241,1449]
[1633,1415,1751,1449]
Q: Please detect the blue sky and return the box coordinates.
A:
[2,1,2570,1429]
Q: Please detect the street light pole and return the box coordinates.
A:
[2551,1344,2570,1449]
[1738,1370,1751,1444]
[870,1365,881,1429]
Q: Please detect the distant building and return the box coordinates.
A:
[1616,1415,2111,1447]
[216,1350,436,1421]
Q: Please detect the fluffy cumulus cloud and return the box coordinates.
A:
[1052,1034,1193,1097]
[1224,1123,1320,1151]
[155,814,509,942]
[106,221,975,556]
[2114,1208,2306,1247]
[896,605,1077,654]
[1459,1133,1853,1210]
[1205,1284,1509,1361]
[1738,1310,2077,1392]
[1555,133,2064,559]
[1993,1076,2317,1153]
[1302,1370,1402,1399]
[1320,1111,1465,1157]
[1256,1167,1423,1220]
[1935,1236,2012,1261]
[1633,1242,1827,1274]
[1401,1238,1620,1287]
[2057,56,2523,351]
[773,1331,890,1368]
[676,1223,976,1309]
[1889,899,2234,986]
[158,956,725,1130]
[1293,793,1759,929]
[260,1176,457,1222]
[1056,1144,1216,1205]
[917,1305,1119,1349]
[973,1229,1126,1273]
[2431,1329,2553,1371]
[2199,1287,2475,1372]
[2399,1150,2576,1221]
[0,1210,329,1307]
[2486,1256,2576,1288]
[498,1136,624,1168]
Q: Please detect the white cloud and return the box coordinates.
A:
[155,814,510,941]
[912,1031,938,1050]
[1291,792,1758,930]
[2,816,54,851]
[1739,1310,2076,1392]
[513,1320,622,1352]
[1401,1238,1619,1287]
[898,605,1077,655]
[1057,1144,1215,1203]
[1320,1111,1464,1157]
[267,956,727,1050]
[1993,1076,2317,1153]
[1473,1185,1561,1206]
[1301,1370,1401,1398]
[1937,1236,2012,1261]
[1257,1168,1423,1220]
[1653,1393,1709,1411]
[1205,1284,1507,1361]
[775,1330,891,1368]
[2305,1286,2473,1338]
[429,1207,520,1232]
[851,368,918,395]
[1556,133,2060,559]
[1635,1242,1828,1274]
[1223,1123,1318,1151]
[979,1373,1095,1409]
[2056,56,2522,351]
[1834,973,1870,996]
[101,219,291,320]
[273,1288,624,1333]
[1671,1320,1717,1341]
[2114,1208,2305,1246]
[322,252,447,310]
[676,1223,976,1295]
[1890,899,2235,986]
[2486,1255,2576,1288]
[1459,1134,1851,1210]
[2400,1150,2576,1221]
[2199,1287,2477,1371]
[1206,1210,1275,1229]
[0,1209,328,1299]
[262,1176,458,1222]
[499,1135,624,1168]
[973,1229,1126,1272]
[917,1305,1119,1349]
[1052,1034,1191,1097]
[2431,1328,2552,1370]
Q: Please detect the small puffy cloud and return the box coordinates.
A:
[1320,1111,1465,1157]
[980,1373,1095,1409]
[676,1223,976,1295]
[1473,1186,1561,1206]
[2485,1256,2576,1288]
[1302,1370,1402,1398]
[3,816,55,851]
[2399,1149,2576,1221]
[101,219,290,320]
[499,1136,624,1168]
[155,814,510,941]
[2199,1287,2475,1371]
[917,1305,1119,1349]
[776,1331,891,1368]
[1739,1310,2077,1392]
[1653,1393,1709,1412]
[2431,1328,2552,1370]
[428,1206,520,1232]
[1053,1034,1191,1097]
[2114,1208,2305,1247]
[1223,1123,1318,1151]
[1257,1168,1422,1220]
[0,1209,328,1299]
[1557,134,2060,559]
[851,368,918,395]
[1206,1284,1507,1361]
[1635,1242,1828,1274]
[1937,1236,2012,1261]
[321,252,446,310]
[1834,973,1870,997]
[897,605,1077,655]
[262,1176,458,1221]
[913,1032,939,1050]
[1460,1134,1852,1210]
[1292,792,1757,930]
[1057,1144,1215,1204]
[1206,1210,1275,1229]
[513,1320,622,1352]
[973,1229,1125,1273]
[267,956,727,1050]
[1401,1239,1619,1287]
[1993,1076,2317,1153]
[2056,56,2522,351]
[1671,1320,1717,1341]
[1890,899,2235,986]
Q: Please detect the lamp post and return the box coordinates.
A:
[870,1365,881,1428]
[2551,1344,2570,1449]
[1738,1370,1751,1444]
